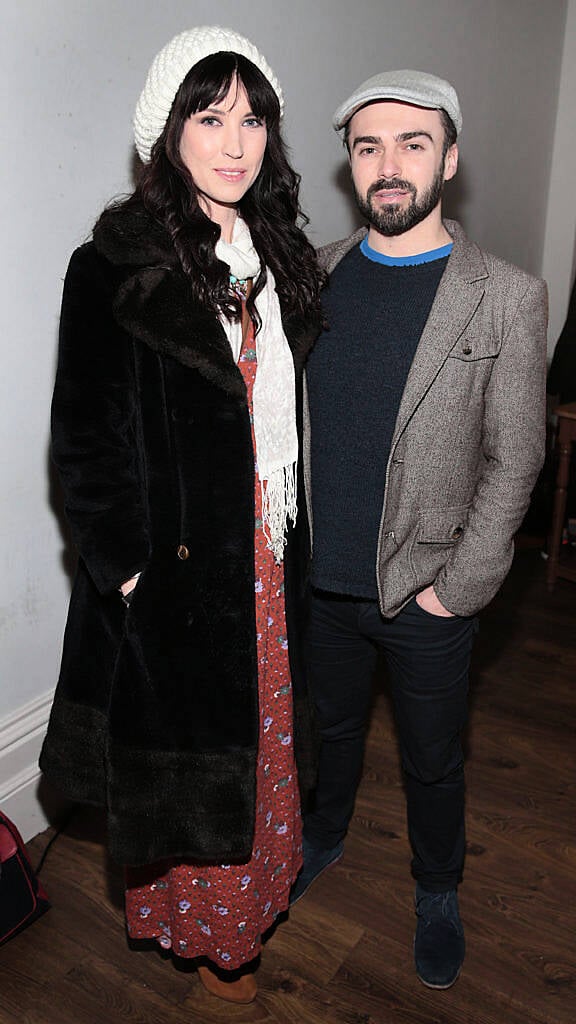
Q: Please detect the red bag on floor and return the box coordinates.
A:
[0,810,50,945]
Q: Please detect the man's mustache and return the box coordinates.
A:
[367,179,416,200]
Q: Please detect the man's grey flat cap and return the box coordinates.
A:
[333,69,462,135]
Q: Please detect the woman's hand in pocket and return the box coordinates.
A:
[119,573,141,607]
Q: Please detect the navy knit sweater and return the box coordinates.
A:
[307,240,449,598]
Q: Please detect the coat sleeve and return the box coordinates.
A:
[51,244,150,594]
[433,274,548,616]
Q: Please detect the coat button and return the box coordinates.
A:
[177,544,189,560]
[462,345,472,355]
[451,526,463,540]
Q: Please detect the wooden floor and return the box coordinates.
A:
[2,548,575,1024]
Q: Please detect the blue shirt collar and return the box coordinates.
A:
[360,236,453,266]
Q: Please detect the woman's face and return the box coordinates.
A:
[180,78,267,229]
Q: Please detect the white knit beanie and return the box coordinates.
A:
[134,26,284,163]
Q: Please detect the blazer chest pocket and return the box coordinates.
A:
[448,334,501,361]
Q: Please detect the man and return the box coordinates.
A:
[292,70,547,989]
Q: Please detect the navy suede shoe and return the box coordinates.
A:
[289,836,344,906]
[414,885,465,989]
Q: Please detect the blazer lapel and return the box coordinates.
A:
[318,226,367,274]
[392,220,488,446]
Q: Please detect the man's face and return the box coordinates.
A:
[348,101,458,236]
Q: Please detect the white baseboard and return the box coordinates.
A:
[0,691,54,842]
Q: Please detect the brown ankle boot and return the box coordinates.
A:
[197,964,257,1003]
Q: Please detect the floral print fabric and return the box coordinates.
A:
[124,319,302,969]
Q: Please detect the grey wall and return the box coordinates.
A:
[543,0,576,347]
[0,1,569,735]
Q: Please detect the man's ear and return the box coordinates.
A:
[444,143,458,182]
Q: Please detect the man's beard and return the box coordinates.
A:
[354,161,445,236]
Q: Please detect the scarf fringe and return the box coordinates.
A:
[261,462,297,563]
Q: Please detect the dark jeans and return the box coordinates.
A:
[304,590,477,892]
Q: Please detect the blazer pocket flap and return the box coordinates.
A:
[449,335,501,361]
[417,506,470,544]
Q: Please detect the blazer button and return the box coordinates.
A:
[462,345,472,355]
[451,526,463,540]
[177,544,190,560]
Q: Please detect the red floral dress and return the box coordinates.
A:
[125,319,302,969]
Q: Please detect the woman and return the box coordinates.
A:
[40,26,324,1003]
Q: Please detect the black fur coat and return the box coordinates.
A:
[40,202,321,865]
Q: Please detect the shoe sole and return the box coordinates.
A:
[416,966,462,990]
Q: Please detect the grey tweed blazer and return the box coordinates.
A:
[303,219,548,617]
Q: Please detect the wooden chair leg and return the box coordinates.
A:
[546,436,571,590]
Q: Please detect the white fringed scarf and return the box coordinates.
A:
[215,218,297,562]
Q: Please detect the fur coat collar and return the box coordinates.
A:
[93,202,322,397]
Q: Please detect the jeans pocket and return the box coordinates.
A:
[412,596,460,622]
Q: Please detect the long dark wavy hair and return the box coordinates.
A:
[101,52,325,327]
